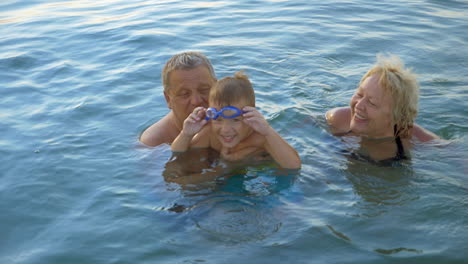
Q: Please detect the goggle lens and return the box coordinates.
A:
[205,108,217,119]
[205,106,243,120]
[221,108,240,117]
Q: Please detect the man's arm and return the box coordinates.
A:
[162,148,223,186]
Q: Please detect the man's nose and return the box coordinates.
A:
[189,92,202,106]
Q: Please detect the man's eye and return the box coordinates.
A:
[200,88,210,95]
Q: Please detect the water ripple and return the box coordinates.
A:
[1,0,467,263]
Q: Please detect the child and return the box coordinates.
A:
[171,71,301,170]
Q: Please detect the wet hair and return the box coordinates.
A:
[361,54,419,137]
[209,71,256,107]
[162,51,216,93]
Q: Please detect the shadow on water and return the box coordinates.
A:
[344,158,417,216]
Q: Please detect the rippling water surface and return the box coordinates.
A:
[1,0,467,263]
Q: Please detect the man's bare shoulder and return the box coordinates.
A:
[140,113,179,147]
[325,107,351,134]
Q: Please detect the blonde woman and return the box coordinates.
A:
[326,54,439,161]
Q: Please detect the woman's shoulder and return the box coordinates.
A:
[325,107,351,135]
[410,124,440,142]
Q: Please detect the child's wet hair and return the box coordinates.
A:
[209,71,256,107]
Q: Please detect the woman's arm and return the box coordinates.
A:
[412,124,440,142]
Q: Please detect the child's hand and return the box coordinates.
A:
[242,106,274,136]
[182,107,208,137]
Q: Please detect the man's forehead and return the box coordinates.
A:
[171,66,212,80]
[170,67,214,89]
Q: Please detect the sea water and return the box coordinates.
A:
[1,0,467,263]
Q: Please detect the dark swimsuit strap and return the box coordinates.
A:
[344,126,407,161]
[394,125,407,160]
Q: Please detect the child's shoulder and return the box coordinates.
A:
[240,131,266,148]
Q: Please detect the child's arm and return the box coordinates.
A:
[242,106,301,169]
[171,107,208,152]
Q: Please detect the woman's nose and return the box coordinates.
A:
[355,98,365,110]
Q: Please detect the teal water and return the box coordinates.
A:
[1,0,467,263]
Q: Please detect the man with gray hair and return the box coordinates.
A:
[140,51,217,146]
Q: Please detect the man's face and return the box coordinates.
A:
[165,65,216,126]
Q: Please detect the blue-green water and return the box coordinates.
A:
[1,0,467,263]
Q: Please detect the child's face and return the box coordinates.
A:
[210,100,252,148]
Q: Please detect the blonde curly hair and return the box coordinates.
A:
[360,54,419,137]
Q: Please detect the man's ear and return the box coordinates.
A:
[164,91,172,109]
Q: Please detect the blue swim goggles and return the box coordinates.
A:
[205,106,244,120]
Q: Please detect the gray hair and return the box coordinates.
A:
[162,51,216,93]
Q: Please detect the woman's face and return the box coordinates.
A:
[210,101,252,148]
[349,74,394,138]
